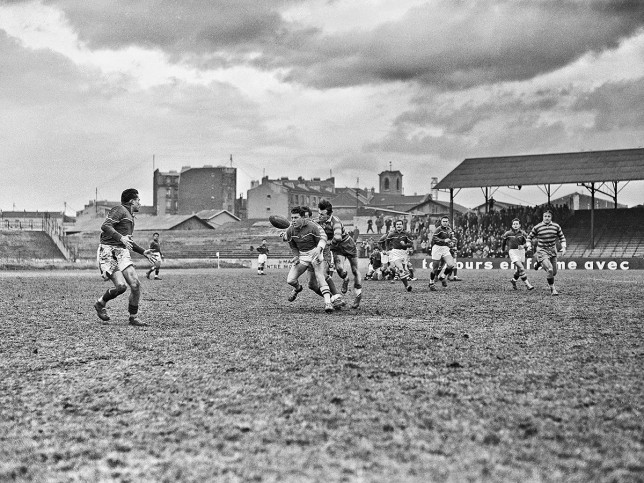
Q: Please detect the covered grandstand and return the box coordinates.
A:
[435,148,644,255]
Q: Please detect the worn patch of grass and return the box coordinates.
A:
[1,269,642,481]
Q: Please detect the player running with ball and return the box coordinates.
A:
[94,188,155,326]
[429,216,456,291]
[284,207,335,313]
[502,218,535,291]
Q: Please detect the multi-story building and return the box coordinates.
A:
[177,166,237,215]
[246,176,335,219]
[153,170,180,215]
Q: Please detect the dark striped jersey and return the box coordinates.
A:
[385,229,413,250]
[432,226,454,247]
[318,215,351,244]
[100,205,145,255]
[502,229,528,251]
[286,220,327,252]
[527,222,566,257]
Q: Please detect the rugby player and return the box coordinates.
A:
[429,216,456,291]
[94,188,155,326]
[501,218,535,291]
[317,200,363,309]
[284,207,334,313]
[256,239,269,275]
[384,219,414,292]
[527,210,567,295]
[145,232,163,280]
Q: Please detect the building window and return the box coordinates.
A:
[384,178,390,190]
[267,194,271,199]
[396,178,400,191]
[266,207,271,212]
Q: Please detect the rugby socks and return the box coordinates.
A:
[326,277,339,295]
[128,304,138,316]
[100,286,122,304]
[547,277,555,286]
[321,286,331,304]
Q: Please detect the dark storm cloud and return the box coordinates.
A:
[283,0,644,89]
[12,1,644,90]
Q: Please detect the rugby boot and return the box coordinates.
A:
[533,261,542,271]
[526,282,535,291]
[288,285,303,302]
[324,303,334,313]
[351,293,362,309]
[450,276,462,281]
[550,286,559,296]
[439,276,448,287]
[332,296,347,310]
[94,301,110,322]
[341,277,349,294]
[510,279,518,290]
[406,285,412,292]
[154,276,162,280]
[128,316,149,327]
[429,283,437,292]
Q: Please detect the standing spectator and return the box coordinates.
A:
[366,218,374,233]
[375,214,384,234]
[385,217,392,233]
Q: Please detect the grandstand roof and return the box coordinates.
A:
[435,148,644,189]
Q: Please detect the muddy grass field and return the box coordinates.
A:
[1,268,642,482]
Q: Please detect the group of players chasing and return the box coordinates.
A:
[94,188,567,324]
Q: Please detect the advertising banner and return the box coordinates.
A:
[412,257,644,271]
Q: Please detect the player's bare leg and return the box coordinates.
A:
[334,254,351,294]
[122,266,147,326]
[346,256,363,308]
[312,261,334,312]
[94,271,127,322]
[511,261,534,290]
[287,263,308,302]
[392,259,411,292]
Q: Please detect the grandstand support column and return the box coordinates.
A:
[450,188,454,226]
[590,182,595,249]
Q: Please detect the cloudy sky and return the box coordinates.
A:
[1,0,643,214]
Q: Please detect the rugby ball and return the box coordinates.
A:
[269,215,291,229]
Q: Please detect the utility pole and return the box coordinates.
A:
[152,154,155,171]
[230,154,233,167]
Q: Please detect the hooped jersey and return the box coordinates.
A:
[527,222,566,257]
[318,214,351,244]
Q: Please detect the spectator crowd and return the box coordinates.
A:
[358,204,571,259]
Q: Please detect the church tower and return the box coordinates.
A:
[378,169,403,194]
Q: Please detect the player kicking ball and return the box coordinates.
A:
[94,189,156,326]
[501,218,534,291]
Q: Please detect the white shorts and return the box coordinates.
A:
[388,248,407,263]
[299,247,322,266]
[508,248,526,264]
[380,253,389,264]
[431,245,451,261]
[97,244,133,280]
[257,254,267,265]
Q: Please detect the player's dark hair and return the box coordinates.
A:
[121,188,139,204]
[395,219,403,225]
[153,232,159,236]
[318,199,333,214]
[290,206,302,215]
[511,218,520,223]
[543,210,552,215]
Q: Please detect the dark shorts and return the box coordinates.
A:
[331,237,357,258]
